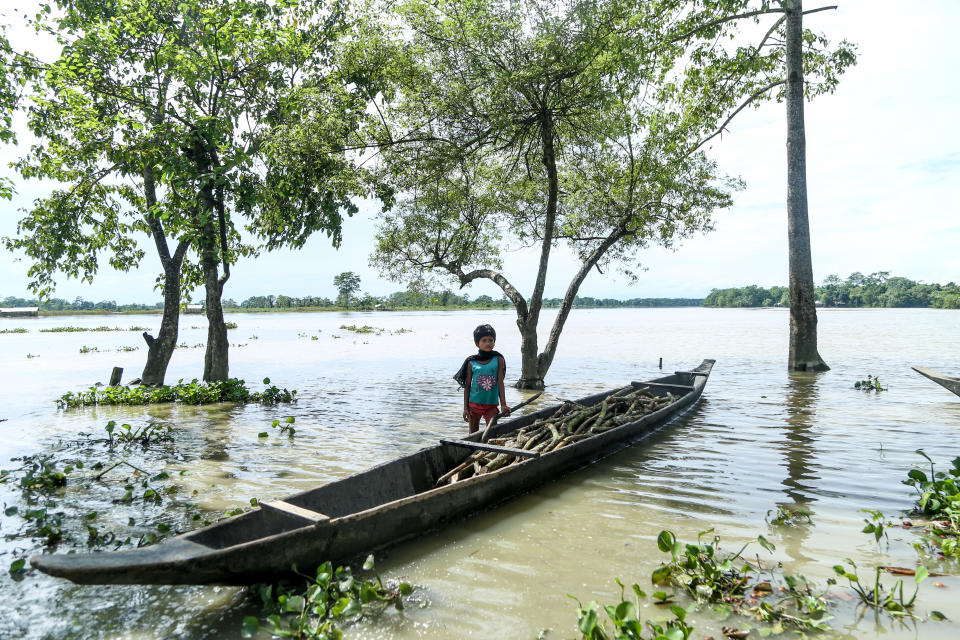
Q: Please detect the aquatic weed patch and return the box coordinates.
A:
[904,450,960,560]
[56,377,296,408]
[570,579,694,640]
[648,530,833,635]
[242,555,414,639]
[0,327,28,334]
[854,375,887,391]
[39,325,127,332]
[0,418,262,575]
[338,324,412,336]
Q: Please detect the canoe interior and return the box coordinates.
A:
[185,371,696,551]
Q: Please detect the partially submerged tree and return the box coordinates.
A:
[5,0,375,383]
[369,0,852,388]
[668,0,855,371]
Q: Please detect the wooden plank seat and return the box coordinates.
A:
[260,500,330,524]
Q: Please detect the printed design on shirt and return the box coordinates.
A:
[475,374,497,392]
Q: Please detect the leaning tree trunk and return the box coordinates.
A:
[139,165,190,386]
[140,261,182,385]
[514,108,560,390]
[785,0,829,372]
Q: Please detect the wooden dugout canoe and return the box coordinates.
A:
[32,359,715,585]
[912,365,960,398]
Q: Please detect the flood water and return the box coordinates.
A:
[1,307,959,639]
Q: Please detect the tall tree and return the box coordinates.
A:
[368,0,851,388]
[783,0,828,370]
[5,0,375,383]
[668,0,855,371]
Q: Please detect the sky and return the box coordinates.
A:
[1,1,958,304]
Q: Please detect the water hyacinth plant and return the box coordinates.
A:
[241,555,414,639]
[57,377,296,408]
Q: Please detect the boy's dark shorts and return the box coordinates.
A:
[468,402,498,420]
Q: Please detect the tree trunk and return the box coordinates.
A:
[785,0,828,372]
[140,262,182,385]
[201,223,229,382]
[139,165,188,386]
[515,107,559,390]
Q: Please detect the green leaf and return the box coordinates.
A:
[657,530,675,552]
[363,554,375,571]
[240,616,259,638]
[578,607,598,634]
[915,566,929,584]
[757,535,775,552]
[651,565,672,586]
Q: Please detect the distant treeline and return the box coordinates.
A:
[225,291,703,309]
[1,296,163,312]
[2,292,703,312]
[703,272,960,309]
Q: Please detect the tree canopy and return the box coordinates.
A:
[4,0,381,381]
[367,0,853,387]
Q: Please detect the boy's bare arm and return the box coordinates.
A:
[462,366,471,422]
[497,356,510,416]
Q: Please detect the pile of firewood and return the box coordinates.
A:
[437,385,677,485]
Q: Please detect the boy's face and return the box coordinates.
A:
[477,336,495,351]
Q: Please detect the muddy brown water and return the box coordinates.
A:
[1,308,959,639]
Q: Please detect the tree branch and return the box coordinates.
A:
[687,80,785,156]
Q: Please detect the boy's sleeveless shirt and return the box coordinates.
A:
[469,357,500,405]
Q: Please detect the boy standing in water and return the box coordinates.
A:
[457,324,510,434]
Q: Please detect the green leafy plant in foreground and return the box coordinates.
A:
[241,555,413,639]
[832,559,929,617]
[903,450,960,559]
[649,530,832,634]
[571,578,693,640]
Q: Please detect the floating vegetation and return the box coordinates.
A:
[861,509,891,545]
[0,327,28,334]
[765,505,813,526]
[177,342,205,349]
[56,377,296,408]
[832,559,931,617]
[1,424,212,571]
[904,450,960,559]
[241,555,413,640]
[339,324,412,336]
[225,322,238,329]
[649,530,833,634]
[116,345,139,352]
[571,580,694,640]
[854,375,887,391]
[40,326,127,333]
[26,353,39,358]
[79,345,100,354]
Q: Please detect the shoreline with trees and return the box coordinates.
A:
[6,270,960,316]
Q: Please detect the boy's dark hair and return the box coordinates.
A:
[473,324,496,344]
